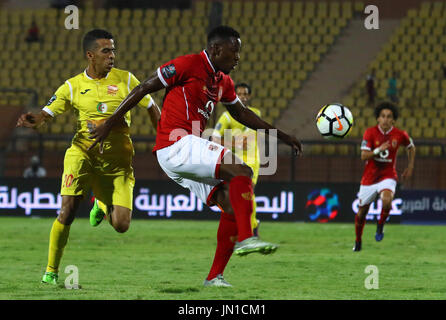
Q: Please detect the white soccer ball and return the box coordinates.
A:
[316,103,353,139]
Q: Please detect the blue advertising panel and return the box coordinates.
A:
[398,190,446,224]
[1,178,444,224]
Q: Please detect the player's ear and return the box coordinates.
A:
[213,43,223,57]
[86,50,93,60]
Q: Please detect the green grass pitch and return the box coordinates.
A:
[0,217,445,300]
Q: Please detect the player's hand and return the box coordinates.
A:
[285,135,303,156]
[16,112,38,129]
[379,140,391,152]
[88,121,112,154]
[401,166,413,181]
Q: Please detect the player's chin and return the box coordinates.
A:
[221,68,231,75]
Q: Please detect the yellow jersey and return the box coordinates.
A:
[43,68,153,152]
[213,106,261,170]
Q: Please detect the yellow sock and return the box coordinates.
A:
[46,219,70,273]
[251,194,258,231]
[96,199,108,214]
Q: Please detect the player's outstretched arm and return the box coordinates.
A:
[147,100,161,129]
[402,145,415,180]
[88,72,164,151]
[225,100,302,156]
[16,110,52,129]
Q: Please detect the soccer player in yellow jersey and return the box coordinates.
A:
[212,83,261,236]
[16,29,161,285]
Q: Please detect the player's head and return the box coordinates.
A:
[375,101,398,130]
[206,25,241,75]
[83,29,115,74]
[235,83,251,105]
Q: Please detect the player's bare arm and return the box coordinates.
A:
[88,71,164,151]
[16,110,52,129]
[225,100,302,155]
[361,140,391,161]
[402,145,416,180]
[147,100,161,129]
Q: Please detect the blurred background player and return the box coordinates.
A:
[16,29,161,284]
[212,82,262,236]
[353,102,415,252]
[88,25,302,287]
[23,155,46,178]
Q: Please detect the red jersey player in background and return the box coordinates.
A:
[353,102,415,252]
[89,26,302,287]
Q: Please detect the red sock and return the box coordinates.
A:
[355,215,366,242]
[206,211,237,281]
[228,176,254,242]
[378,208,390,225]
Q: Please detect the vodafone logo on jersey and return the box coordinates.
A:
[198,101,215,120]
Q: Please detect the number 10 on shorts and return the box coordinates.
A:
[63,174,74,188]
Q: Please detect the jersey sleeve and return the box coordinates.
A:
[401,130,415,149]
[157,55,194,87]
[128,72,154,109]
[42,81,72,117]
[220,76,238,105]
[360,128,374,151]
[213,111,232,137]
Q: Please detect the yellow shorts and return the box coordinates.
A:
[60,142,135,210]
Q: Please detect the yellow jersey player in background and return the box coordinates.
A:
[212,83,261,236]
[16,29,161,285]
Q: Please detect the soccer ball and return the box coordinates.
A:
[316,103,353,139]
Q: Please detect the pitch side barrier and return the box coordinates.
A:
[1,178,445,224]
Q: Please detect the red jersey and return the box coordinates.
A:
[360,125,414,185]
[153,50,238,152]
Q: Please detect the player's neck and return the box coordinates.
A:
[378,124,393,134]
[86,65,108,80]
[204,49,218,73]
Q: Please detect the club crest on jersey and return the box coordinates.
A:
[392,139,397,148]
[161,64,176,79]
[107,85,118,95]
[198,101,215,120]
[97,102,108,113]
[208,144,218,151]
[46,95,56,106]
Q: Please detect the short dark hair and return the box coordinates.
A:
[83,29,113,54]
[235,82,251,94]
[374,101,399,120]
[207,25,240,46]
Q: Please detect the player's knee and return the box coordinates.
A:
[114,221,130,233]
[58,196,80,225]
[239,164,253,179]
[111,207,131,233]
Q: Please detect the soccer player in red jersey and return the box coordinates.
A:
[88,26,302,287]
[353,102,415,252]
